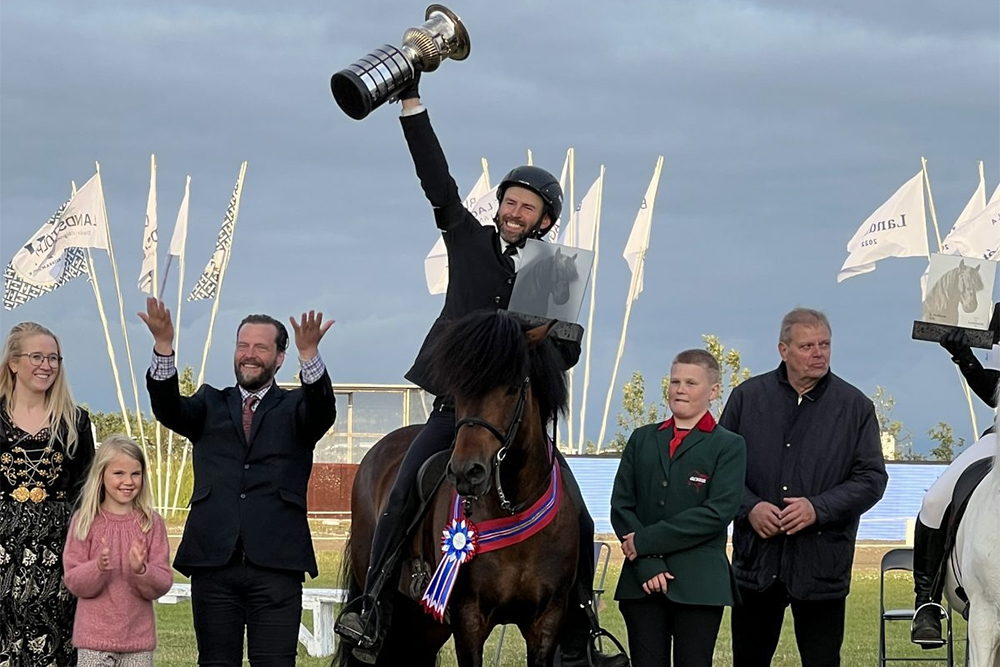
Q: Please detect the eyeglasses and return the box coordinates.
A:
[15,352,62,367]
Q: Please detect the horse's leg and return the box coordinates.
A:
[452,602,490,667]
[966,593,1000,667]
[521,603,565,667]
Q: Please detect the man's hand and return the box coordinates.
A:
[138,297,174,356]
[398,70,421,104]
[779,497,817,535]
[748,501,783,539]
[621,532,637,561]
[642,571,674,595]
[289,311,334,360]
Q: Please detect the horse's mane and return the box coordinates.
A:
[430,310,569,426]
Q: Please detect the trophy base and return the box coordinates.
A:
[503,310,583,344]
[911,321,995,349]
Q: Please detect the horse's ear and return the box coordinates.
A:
[554,247,562,256]
[526,320,558,347]
[959,259,966,268]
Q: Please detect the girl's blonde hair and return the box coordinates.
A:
[74,435,155,540]
[0,322,80,456]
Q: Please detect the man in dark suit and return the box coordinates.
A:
[139,297,336,666]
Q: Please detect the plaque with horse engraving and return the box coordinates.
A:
[509,239,594,323]
[921,254,995,328]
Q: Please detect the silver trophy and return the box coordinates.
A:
[330,4,470,120]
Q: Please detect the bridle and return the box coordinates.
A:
[454,376,530,514]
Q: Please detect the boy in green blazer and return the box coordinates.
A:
[611,349,747,666]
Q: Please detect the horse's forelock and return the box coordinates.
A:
[431,311,528,399]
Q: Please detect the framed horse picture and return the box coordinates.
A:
[509,239,595,323]
[921,254,995,327]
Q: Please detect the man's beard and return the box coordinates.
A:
[235,360,278,391]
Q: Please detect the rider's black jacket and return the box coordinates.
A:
[401,110,580,396]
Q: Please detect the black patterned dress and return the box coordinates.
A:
[0,404,94,667]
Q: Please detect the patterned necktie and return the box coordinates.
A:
[242,395,259,441]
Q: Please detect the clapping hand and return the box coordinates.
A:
[128,537,148,575]
[289,311,334,360]
[138,297,175,356]
[98,538,111,572]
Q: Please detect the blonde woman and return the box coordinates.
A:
[1,321,95,666]
[63,435,172,666]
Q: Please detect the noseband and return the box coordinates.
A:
[454,376,530,514]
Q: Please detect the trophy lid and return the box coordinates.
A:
[425,4,471,61]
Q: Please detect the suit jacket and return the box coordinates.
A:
[147,370,336,577]
[611,419,746,606]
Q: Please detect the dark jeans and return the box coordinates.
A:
[731,581,846,667]
[190,552,304,667]
[619,596,723,667]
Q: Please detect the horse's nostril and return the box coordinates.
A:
[466,463,487,484]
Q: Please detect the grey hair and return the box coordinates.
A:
[779,308,831,344]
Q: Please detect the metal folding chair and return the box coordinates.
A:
[493,541,612,666]
[879,547,953,667]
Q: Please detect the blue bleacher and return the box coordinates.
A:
[566,459,947,543]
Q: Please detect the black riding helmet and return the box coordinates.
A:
[496,166,563,238]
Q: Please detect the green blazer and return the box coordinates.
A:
[611,418,746,606]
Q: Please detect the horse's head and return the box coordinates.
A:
[547,248,578,306]
[956,260,983,313]
[430,311,567,499]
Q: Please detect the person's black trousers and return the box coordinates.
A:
[190,552,304,667]
[619,595,723,667]
[732,581,846,667]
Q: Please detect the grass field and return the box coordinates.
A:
[152,543,968,666]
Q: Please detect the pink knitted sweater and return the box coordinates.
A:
[63,510,173,652]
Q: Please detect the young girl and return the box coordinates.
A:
[63,435,173,666]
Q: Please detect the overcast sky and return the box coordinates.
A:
[1,1,998,454]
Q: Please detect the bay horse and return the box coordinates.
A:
[944,429,1000,666]
[334,310,580,667]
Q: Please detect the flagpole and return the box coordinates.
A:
[95,163,151,463]
[922,157,979,439]
[147,155,166,509]
[167,175,191,516]
[527,149,533,166]
[70,179,132,438]
[481,158,491,189]
[565,148,576,452]
[577,166,604,453]
[597,156,663,453]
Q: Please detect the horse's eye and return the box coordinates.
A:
[506,386,519,397]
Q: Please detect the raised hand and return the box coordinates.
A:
[138,297,175,356]
[98,538,111,572]
[940,328,972,358]
[128,537,148,575]
[289,311,334,360]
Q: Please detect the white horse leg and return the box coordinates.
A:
[965,595,1000,667]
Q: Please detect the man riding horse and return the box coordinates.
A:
[335,75,628,667]
[911,320,1000,647]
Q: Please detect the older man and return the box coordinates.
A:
[720,307,888,667]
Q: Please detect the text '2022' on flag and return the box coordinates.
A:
[838,171,929,283]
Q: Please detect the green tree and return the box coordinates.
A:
[927,422,964,462]
[607,371,663,452]
[870,385,920,461]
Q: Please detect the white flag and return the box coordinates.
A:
[138,156,158,293]
[562,173,602,251]
[838,171,928,282]
[423,171,495,295]
[922,172,989,297]
[938,178,1000,261]
[169,176,191,258]
[188,165,245,302]
[623,157,664,300]
[546,149,572,244]
[3,200,90,310]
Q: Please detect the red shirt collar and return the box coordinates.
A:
[658,411,717,433]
